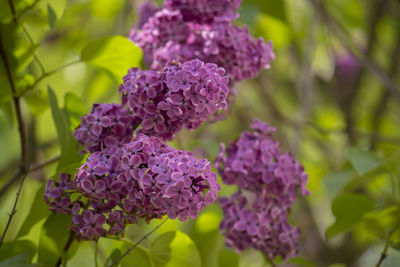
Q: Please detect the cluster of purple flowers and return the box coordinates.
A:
[215,119,309,261]
[119,59,229,140]
[73,103,138,153]
[45,134,220,240]
[131,0,274,82]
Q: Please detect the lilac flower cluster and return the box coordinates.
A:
[215,119,309,261]
[119,59,229,140]
[130,1,274,82]
[45,134,220,240]
[164,0,242,22]
[73,103,138,153]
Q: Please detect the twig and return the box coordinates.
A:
[29,155,60,173]
[0,171,27,247]
[263,253,278,267]
[308,0,400,101]
[54,231,75,267]
[0,155,61,199]
[110,217,168,267]
[0,0,30,248]
[18,60,81,96]
[370,31,400,148]
[16,0,40,20]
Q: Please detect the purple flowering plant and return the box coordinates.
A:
[42,0,308,264]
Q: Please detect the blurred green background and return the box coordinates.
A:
[1,0,400,266]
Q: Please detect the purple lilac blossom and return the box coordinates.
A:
[73,103,138,153]
[135,0,160,29]
[45,134,220,241]
[164,0,242,23]
[119,59,229,140]
[216,119,309,261]
[130,8,274,82]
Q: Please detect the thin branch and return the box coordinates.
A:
[54,231,75,267]
[0,0,30,248]
[16,0,40,20]
[308,0,400,101]
[0,172,26,246]
[110,217,168,267]
[0,155,60,199]
[263,253,278,267]
[22,26,46,74]
[19,60,81,96]
[28,155,61,173]
[370,31,400,148]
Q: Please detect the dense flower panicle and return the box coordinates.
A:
[216,119,308,198]
[73,103,138,153]
[216,119,309,261]
[219,192,300,261]
[164,0,242,22]
[131,10,275,82]
[135,0,160,29]
[45,134,220,241]
[119,59,229,140]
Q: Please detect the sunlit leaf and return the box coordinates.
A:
[38,213,72,266]
[347,148,382,175]
[150,231,201,267]
[17,184,51,238]
[81,35,143,83]
[0,240,36,262]
[0,253,40,267]
[326,193,374,239]
[47,4,56,29]
[243,0,287,22]
[48,86,83,173]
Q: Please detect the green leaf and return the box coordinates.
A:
[0,240,37,262]
[255,14,291,48]
[326,193,374,239]
[289,257,316,267]
[103,248,121,267]
[0,253,40,267]
[81,35,143,83]
[38,213,72,266]
[47,4,57,29]
[323,169,355,197]
[149,231,201,267]
[17,184,51,238]
[48,86,83,173]
[218,249,239,267]
[120,244,153,267]
[23,89,49,116]
[64,92,86,131]
[346,147,382,175]
[362,206,399,237]
[243,0,287,22]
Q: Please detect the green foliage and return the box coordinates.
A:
[326,193,374,239]
[17,184,50,238]
[0,240,37,262]
[38,213,72,266]
[81,35,143,83]
[0,253,40,267]
[48,86,83,174]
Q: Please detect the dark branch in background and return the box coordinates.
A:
[0,155,60,199]
[0,0,30,247]
[110,217,168,267]
[370,30,400,149]
[308,0,400,145]
[54,231,75,267]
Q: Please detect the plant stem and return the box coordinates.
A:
[109,217,168,267]
[54,231,75,267]
[0,0,30,248]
